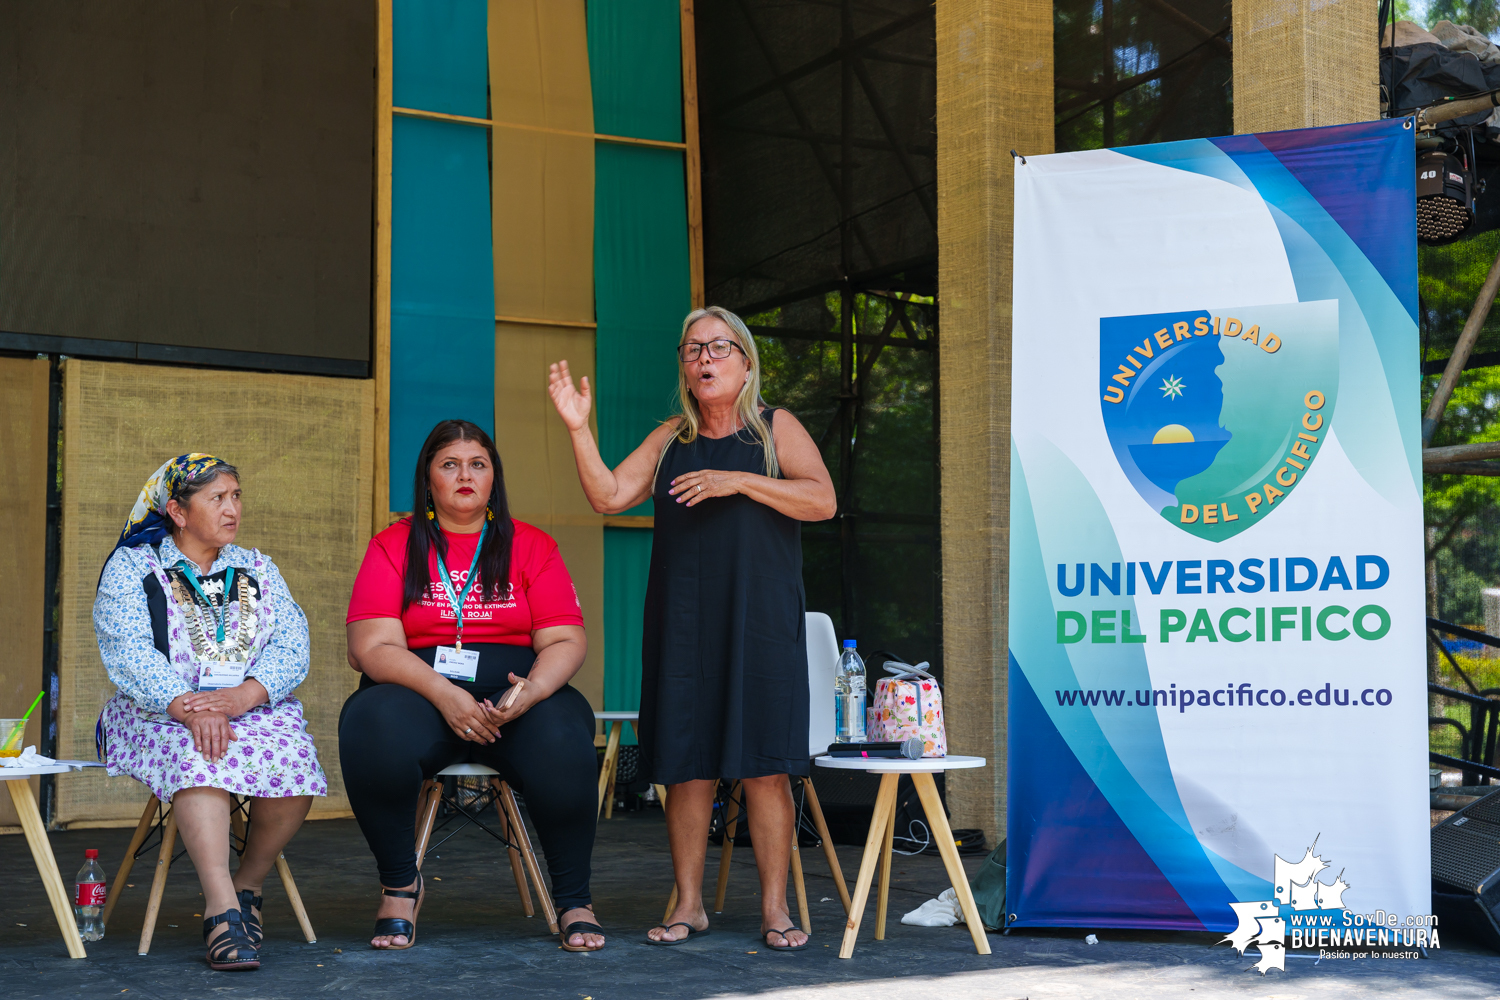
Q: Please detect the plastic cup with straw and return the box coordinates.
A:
[0,691,45,758]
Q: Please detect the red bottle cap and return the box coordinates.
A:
[85,849,98,858]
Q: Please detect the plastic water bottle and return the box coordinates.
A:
[835,640,867,743]
[74,849,106,941]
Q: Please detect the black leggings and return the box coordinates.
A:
[338,645,598,909]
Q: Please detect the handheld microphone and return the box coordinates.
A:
[825,738,925,759]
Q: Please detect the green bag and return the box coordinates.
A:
[967,839,1006,931]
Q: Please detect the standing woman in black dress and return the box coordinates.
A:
[548,306,835,949]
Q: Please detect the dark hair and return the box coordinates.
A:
[172,463,241,507]
[403,420,513,611]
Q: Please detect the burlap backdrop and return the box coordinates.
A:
[1233,0,1378,133]
[0,357,49,831]
[935,0,1053,836]
[55,360,373,826]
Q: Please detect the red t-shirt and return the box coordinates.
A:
[346,518,583,648]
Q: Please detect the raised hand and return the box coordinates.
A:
[548,360,592,432]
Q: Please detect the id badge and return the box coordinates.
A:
[197,658,248,691]
[434,645,480,682]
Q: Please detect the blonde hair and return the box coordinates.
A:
[659,306,779,480]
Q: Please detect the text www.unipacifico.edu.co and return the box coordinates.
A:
[1054,683,1393,712]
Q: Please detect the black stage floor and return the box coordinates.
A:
[3,806,1497,999]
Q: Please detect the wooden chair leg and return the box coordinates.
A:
[138,807,178,956]
[596,721,621,818]
[273,852,317,943]
[103,795,159,927]
[713,780,740,913]
[499,782,558,934]
[875,795,896,940]
[655,781,677,921]
[413,780,441,870]
[791,835,812,935]
[490,778,534,917]
[801,778,851,913]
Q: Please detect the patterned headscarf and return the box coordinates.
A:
[112,453,233,557]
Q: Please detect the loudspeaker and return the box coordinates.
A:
[1432,786,1500,952]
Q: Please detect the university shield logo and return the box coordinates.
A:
[1099,301,1340,541]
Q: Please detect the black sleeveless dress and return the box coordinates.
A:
[639,408,811,784]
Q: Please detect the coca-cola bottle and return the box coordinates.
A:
[74,849,106,941]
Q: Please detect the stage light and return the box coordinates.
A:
[1417,149,1475,245]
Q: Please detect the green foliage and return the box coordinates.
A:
[1422,233,1500,625]
[749,294,941,665]
[1422,0,1500,35]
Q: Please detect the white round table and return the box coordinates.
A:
[813,754,991,959]
[592,711,640,818]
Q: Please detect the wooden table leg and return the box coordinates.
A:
[912,772,991,955]
[801,778,851,914]
[102,795,158,927]
[597,721,621,818]
[138,807,177,955]
[875,793,896,940]
[6,780,86,959]
[713,780,740,913]
[837,773,898,959]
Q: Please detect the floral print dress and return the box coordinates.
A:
[94,536,327,801]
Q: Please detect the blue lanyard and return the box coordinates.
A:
[432,523,486,650]
[176,562,235,644]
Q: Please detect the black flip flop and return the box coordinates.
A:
[763,927,808,951]
[560,919,607,953]
[646,922,710,946]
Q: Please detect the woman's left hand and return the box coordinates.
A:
[482,673,541,727]
[181,679,268,719]
[668,469,743,506]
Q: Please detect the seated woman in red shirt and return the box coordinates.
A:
[339,419,603,952]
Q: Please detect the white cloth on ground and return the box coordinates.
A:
[901,886,967,926]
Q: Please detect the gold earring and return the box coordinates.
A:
[426,491,436,520]
[486,506,495,521]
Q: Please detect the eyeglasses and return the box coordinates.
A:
[678,339,745,362]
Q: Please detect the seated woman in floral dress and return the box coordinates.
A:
[94,454,326,972]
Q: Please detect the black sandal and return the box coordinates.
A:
[646,922,710,946]
[763,927,808,951]
[203,907,260,971]
[237,888,264,947]
[560,919,607,953]
[371,873,423,950]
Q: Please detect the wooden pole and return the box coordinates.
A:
[1424,250,1500,447]
[680,0,704,308]
[373,0,394,533]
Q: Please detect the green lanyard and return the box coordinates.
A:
[176,562,235,644]
[432,523,486,651]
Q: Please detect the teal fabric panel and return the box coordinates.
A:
[393,0,488,118]
[389,116,496,510]
[593,142,690,511]
[586,0,683,142]
[603,527,653,743]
